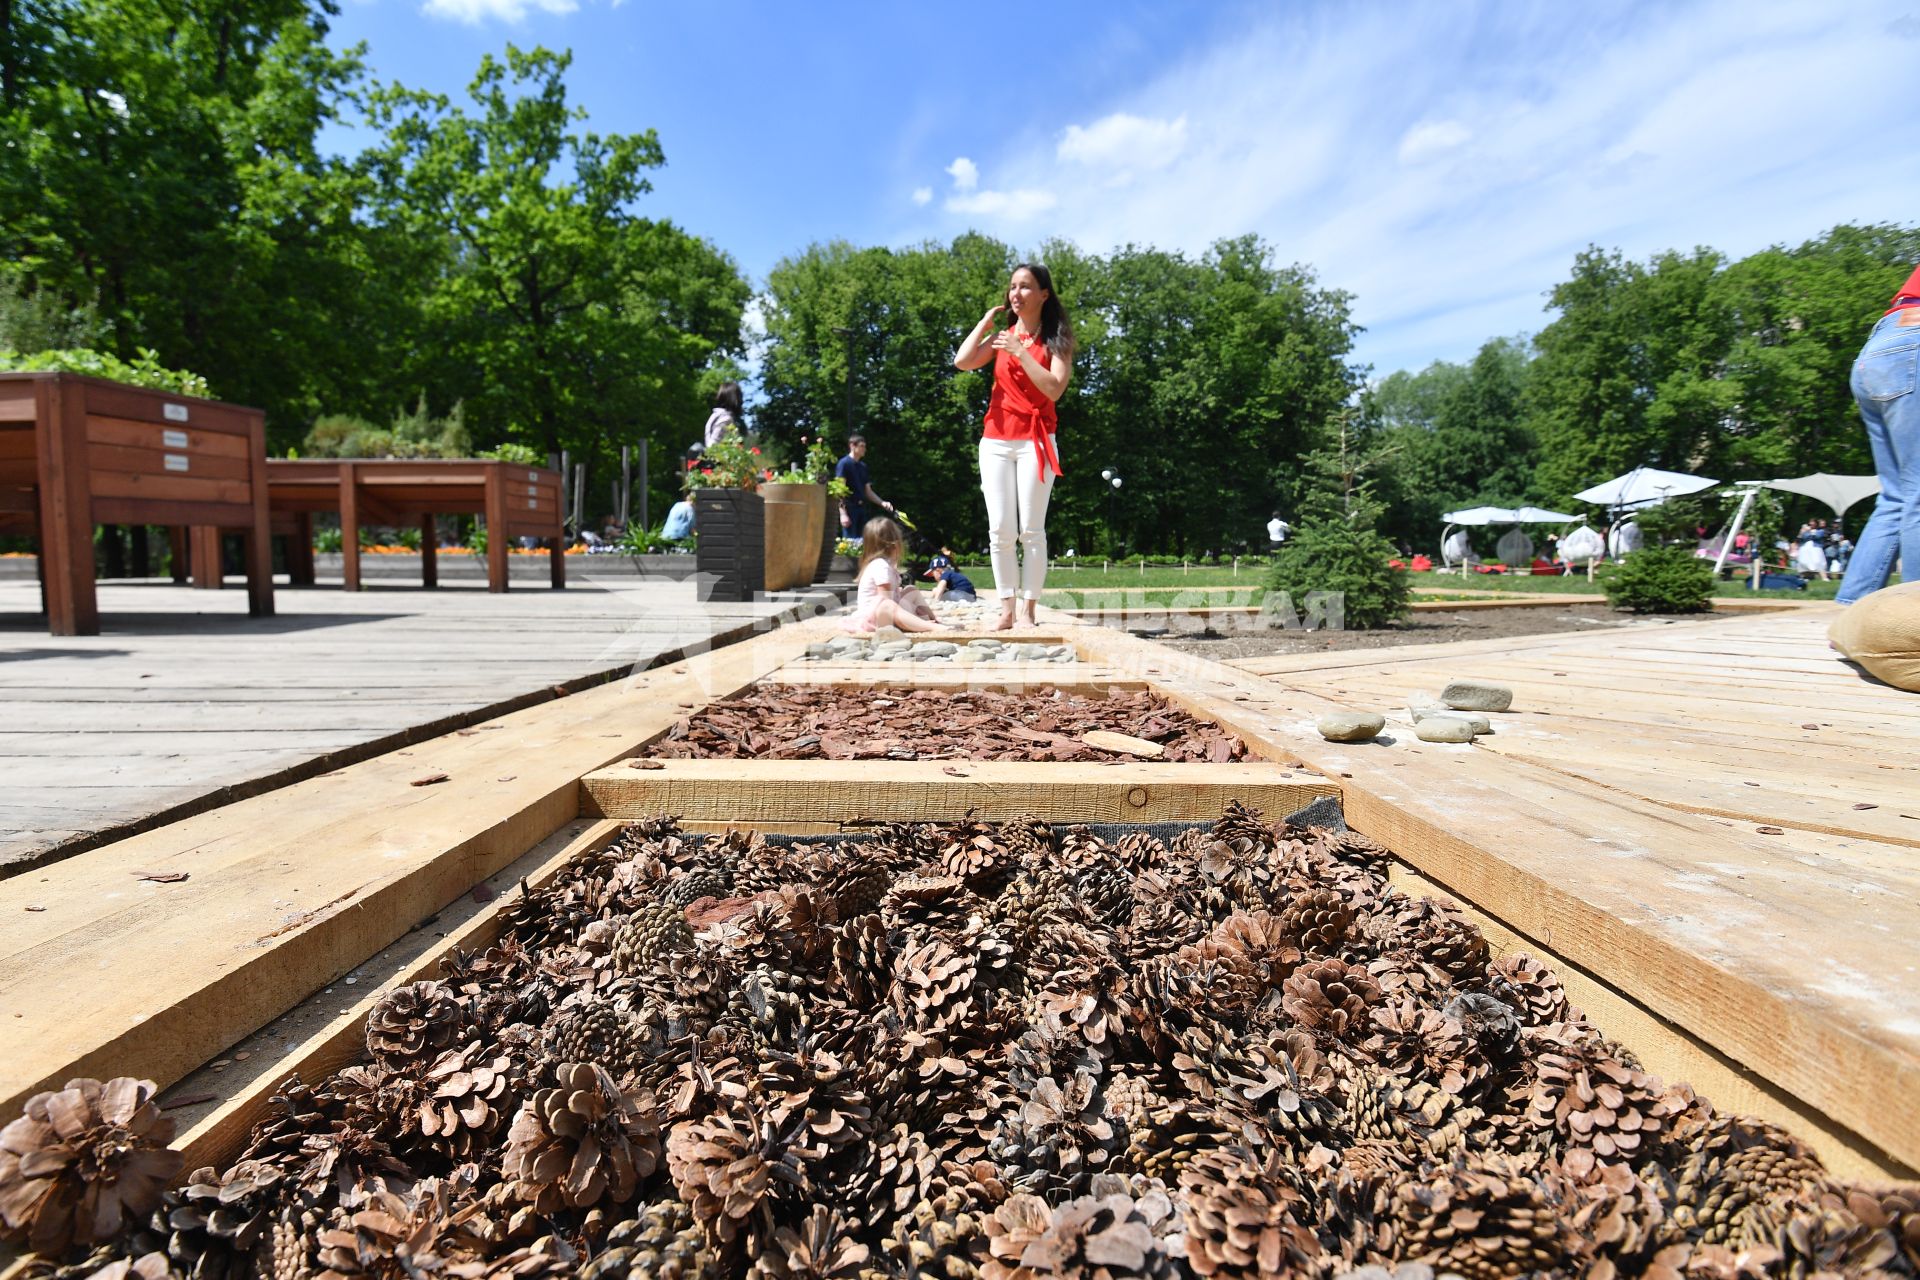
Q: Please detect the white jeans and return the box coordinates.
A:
[978,435,1055,600]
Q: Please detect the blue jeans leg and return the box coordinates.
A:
[1836,313,1920,603]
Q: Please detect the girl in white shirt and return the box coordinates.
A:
[845,517,943,634]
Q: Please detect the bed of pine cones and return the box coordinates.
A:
[6,803,1917,1280]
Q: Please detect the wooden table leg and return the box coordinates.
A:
[340,462,361,592]
[421,514,437,588]
[243,422,274,616]
[550,533,566,588]
[130,524,150,578]
[484,465,508,593]
[190,526,222,589]
[35,375,99,635]
[288,512,316,586]
[168,527,189,584]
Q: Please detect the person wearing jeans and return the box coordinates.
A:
[1837,265,1920,604]
[951,263,1077,630]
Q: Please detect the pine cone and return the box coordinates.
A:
[1669,1116,1830,1248]
[1280,887,1357,954]
[938,821,1020,894]
[1842,1183,1920,1274]
[885,874,984,936]
[502,1062,661,1213]
[892,937,982,1041]
[1774,1189,1900,1279]
[1486,952,1571,1026]
[1281,957,1382,1040]
[661,865,731,909]
[365,981,467,1073]
[1073,856,1136,928]
[1177,1147,1319,1279]
[1000,816,1057,868]
[750,1204,868,1280]
[1343,1071,1482,1160]
[982,1185,1180,1280]
[544,999,644,1075]
[312,1174,488,1277]
[831,914,891,1009]
[1391,1154,1570,1280]
[1527,1048,1689,1173]
[612,902,694,978]
[0,1077,183,1255]
[1365,1000,1487,1098]
[1440,991,1521,1067]
[882,1197,990,1280]
[1211,800,1273,848]
[666,1106,813,1250]
[1112,832,1167,877]
[582,1198,718,1280]
[418,1041,515,1158]
[986,1073,1124,1200]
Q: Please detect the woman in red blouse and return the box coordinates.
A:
[953,263,1076,630]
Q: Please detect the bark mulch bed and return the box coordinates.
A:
[646,684,1249,763]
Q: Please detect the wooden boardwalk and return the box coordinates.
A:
[0,574,828,871]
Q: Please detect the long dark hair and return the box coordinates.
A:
[712,381,743,421]
[1013,262,1075,361]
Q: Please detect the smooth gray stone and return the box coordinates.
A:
[1441,680,1513,712]
[966,638,1004,649]
[805,643,836,659]
[1414,715,1477,743]
[1317,711,1385,742]
[1407,697,1447,722]
[911,641,959,657]
[1050,651,1076,662]
[1453,711,1492,736]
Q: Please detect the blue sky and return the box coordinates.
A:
[323,0,1920,379]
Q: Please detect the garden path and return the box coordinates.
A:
[0,572,832,872]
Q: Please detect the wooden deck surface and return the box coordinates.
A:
[0,575,827,871]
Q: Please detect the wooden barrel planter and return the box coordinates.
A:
[760,482,823,592]
[692,486,764,602]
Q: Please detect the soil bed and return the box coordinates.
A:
[10,807,1913,1279]
[1152,603,1706,662]
[647,684,1248,762]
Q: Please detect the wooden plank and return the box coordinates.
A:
[91,470,252,505]
[91,498,253,528]
[581,758,1336,824]
[0,391,37,422]
[484,464,508,592]
[79,380,259,436]
[86,417,252,459]
[35,375,96,636]
[0,613,841,1125]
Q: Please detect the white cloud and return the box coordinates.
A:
[946,188,1058,219]
[911,186,933,206]
[1397,119,1471,164]
[923,0,1916,377]
[945,156,979,192]
[421,0,576,23]
[1057,112,1188,183]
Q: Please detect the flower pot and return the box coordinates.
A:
[814,489,837,582]
[693,487,764,602]
[760,482,823,591]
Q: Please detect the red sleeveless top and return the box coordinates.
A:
[1889,263,1920,313]
[983,331,1063,481]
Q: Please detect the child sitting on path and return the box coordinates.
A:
[845,517,945,634]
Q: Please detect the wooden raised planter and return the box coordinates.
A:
[265,459,565,592]
[692,486,763,602]
[0,371,272,634]
[760,481,824,591]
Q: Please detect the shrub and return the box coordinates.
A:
[0,346,209,397]
[1605,544,1714,613]
[1268,520,1411,630]
[302,396,471,459]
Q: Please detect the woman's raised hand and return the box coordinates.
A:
[990,327,1026,355]
[979,304,1006,331]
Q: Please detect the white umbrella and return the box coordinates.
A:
[1441,506,1516,525]
[1511,505,1578,523]
[1574,466,1718,511]
[1763,473,1881,518]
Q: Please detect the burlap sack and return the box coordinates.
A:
[1830,581,1920,692]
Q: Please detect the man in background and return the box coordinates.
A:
[835,433,894,541]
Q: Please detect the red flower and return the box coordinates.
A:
[750,447,761,455]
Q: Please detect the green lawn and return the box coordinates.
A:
[950,560,1852,605]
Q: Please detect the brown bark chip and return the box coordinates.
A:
[646,684,1249,763]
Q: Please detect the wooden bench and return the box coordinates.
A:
[264,459,566,592]
[0,371,273,635]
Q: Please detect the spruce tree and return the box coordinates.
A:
[1268,413,1412,630]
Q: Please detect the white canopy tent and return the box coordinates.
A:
[1710,474,1883,577]
[1439,506,1588,571]
[1761,472,1881,519]
[1573,466,1719,511]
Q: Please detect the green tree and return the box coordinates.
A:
[356,46,747,508]
[0,0,371,439]
[1269,412,1410,629]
